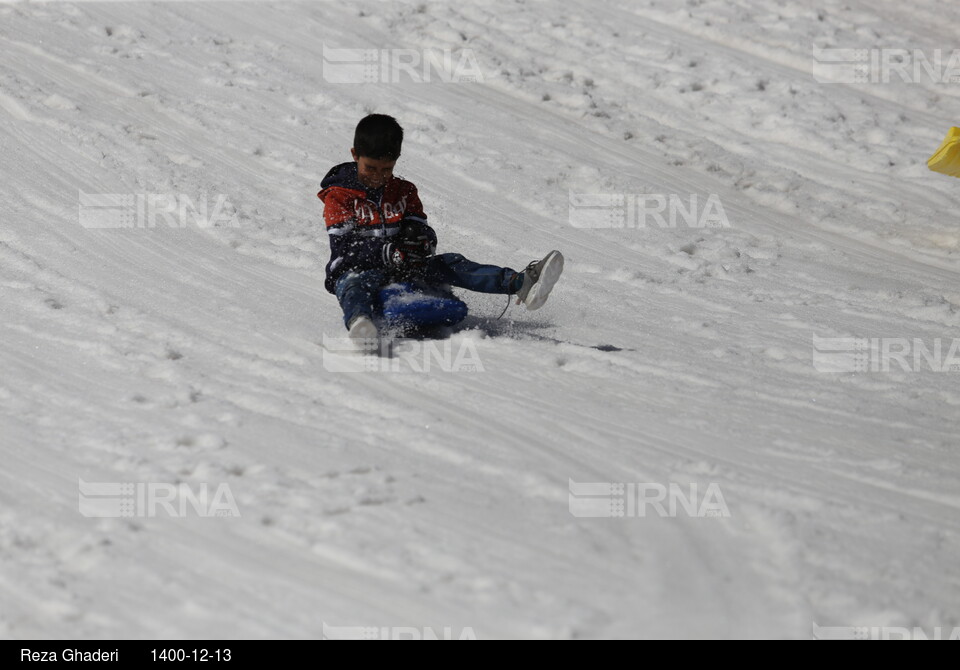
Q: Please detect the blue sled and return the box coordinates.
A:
[377,282,468,331]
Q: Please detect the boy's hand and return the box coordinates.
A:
[383,222,437,275]
[383,238,434,273]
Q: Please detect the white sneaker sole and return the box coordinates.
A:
[524,250,564,311]
[348,316,379,351]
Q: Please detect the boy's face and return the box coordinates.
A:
[351,149,397,189]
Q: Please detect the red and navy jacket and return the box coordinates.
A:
[318,161,433,293]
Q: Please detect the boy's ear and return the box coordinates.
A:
[350,148,358,161]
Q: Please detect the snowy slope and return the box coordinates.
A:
[1,0,959,639]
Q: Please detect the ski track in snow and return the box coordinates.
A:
[1,0,959,638]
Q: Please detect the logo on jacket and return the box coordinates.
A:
[382,195,408,221]
[352,195,409,226]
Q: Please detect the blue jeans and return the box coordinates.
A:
[334,253,521,328]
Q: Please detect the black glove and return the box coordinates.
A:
[383,222,437,276]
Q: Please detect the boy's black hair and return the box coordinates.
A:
[353,114,404,160]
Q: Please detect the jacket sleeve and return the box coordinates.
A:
[399,184,435,244]
[320,187,387,292]
[320,187,358,235]
[403,184,428,224]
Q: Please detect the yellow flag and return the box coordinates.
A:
[928,127,960,177]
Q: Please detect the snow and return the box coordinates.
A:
[1,0,959,639]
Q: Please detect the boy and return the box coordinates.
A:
[318,114,564,341]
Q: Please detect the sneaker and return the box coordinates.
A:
[347,315,379,351]
[515,250,564,310]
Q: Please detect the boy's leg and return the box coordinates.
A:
[334,269,388,329]
[422,253,523,295]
